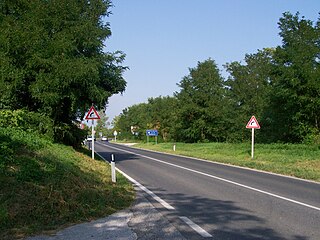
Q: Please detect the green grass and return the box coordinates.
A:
[133,142,320,182]
[0,128,134,240]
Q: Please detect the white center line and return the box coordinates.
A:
[104,144,320,212]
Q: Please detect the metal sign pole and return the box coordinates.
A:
[92,120,94,159]
[251,128,254,159]
[246,116,260,160]
[84,105,100,160]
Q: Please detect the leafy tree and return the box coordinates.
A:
[225,49,273,142]
[174,59,228,142]
[114,103,150,140]
[0,0,126,145]
[269,12,320,143]
[113,96,178,142]
[147,96,178,141]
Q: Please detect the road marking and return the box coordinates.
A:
[103,144,320,212]
[95,151,174,210]
[179,216,212,238]
[96,150,212,238]
[116,167,175,210]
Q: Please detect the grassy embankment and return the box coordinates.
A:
[133,142,320,182]
[0,127,134,240]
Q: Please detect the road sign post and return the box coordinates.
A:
[246,116,260,159]
[91,120,95,159]
[146,130,158,144]
[85,106,100,159]
[251,128,255,159]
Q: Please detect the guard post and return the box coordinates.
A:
[111,154,116,183]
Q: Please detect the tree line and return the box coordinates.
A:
[114,12,320,144]
[0,0,126,147]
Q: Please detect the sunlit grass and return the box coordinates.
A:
[134,142,320,181]
[0,129,134,240]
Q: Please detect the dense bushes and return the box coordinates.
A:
[53,122,87,148]
[0,110,87,148]
[0,0,126,147]
[0,109,53,176]
[0,110,54,140]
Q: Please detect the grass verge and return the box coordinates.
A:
[0,128,134,240]
[133,142,320,182]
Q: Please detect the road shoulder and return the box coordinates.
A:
[25,186,185,240]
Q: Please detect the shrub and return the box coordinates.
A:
[0,110,53,140]
[53,123,87,148]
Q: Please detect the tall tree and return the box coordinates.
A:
[0,0,126,143]
[114,103,150,140]
[269,12,320,142]
[114,96,178,141]
[174,59,228,142]
[145,96,178,141]
[225,49,273,142]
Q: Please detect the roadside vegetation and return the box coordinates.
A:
[133,142,320,182]
[0,1,135,239]
[0,125,134,240]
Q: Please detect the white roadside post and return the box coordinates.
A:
[246,116,260,159]
[113,130,118,142]
[84,105,101,160]
[111,154,116,183]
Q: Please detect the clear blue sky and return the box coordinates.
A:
[104,0,319,122]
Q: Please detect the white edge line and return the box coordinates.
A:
[116,168,175,210]
[115,142,320,185]
[96,150,213,238]
[103,144,320,212]
[179,216,212,238]
[95,152,175,210]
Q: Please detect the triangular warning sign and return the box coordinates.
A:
[85,106,100,120]
[246,116,260,129]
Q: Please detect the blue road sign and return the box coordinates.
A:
[146,129,158,136]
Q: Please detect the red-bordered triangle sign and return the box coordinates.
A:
[246,116,260,129]
[85,106,100,120]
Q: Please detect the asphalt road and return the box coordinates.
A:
[95,141,320,240]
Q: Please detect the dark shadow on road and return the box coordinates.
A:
[143,186,310,240]
[96,150,140,163]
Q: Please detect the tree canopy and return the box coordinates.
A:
[0,0,127,145]
[268,12,320,143]
[175,59,228,142]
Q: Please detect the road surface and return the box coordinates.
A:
[95,142,320,240]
